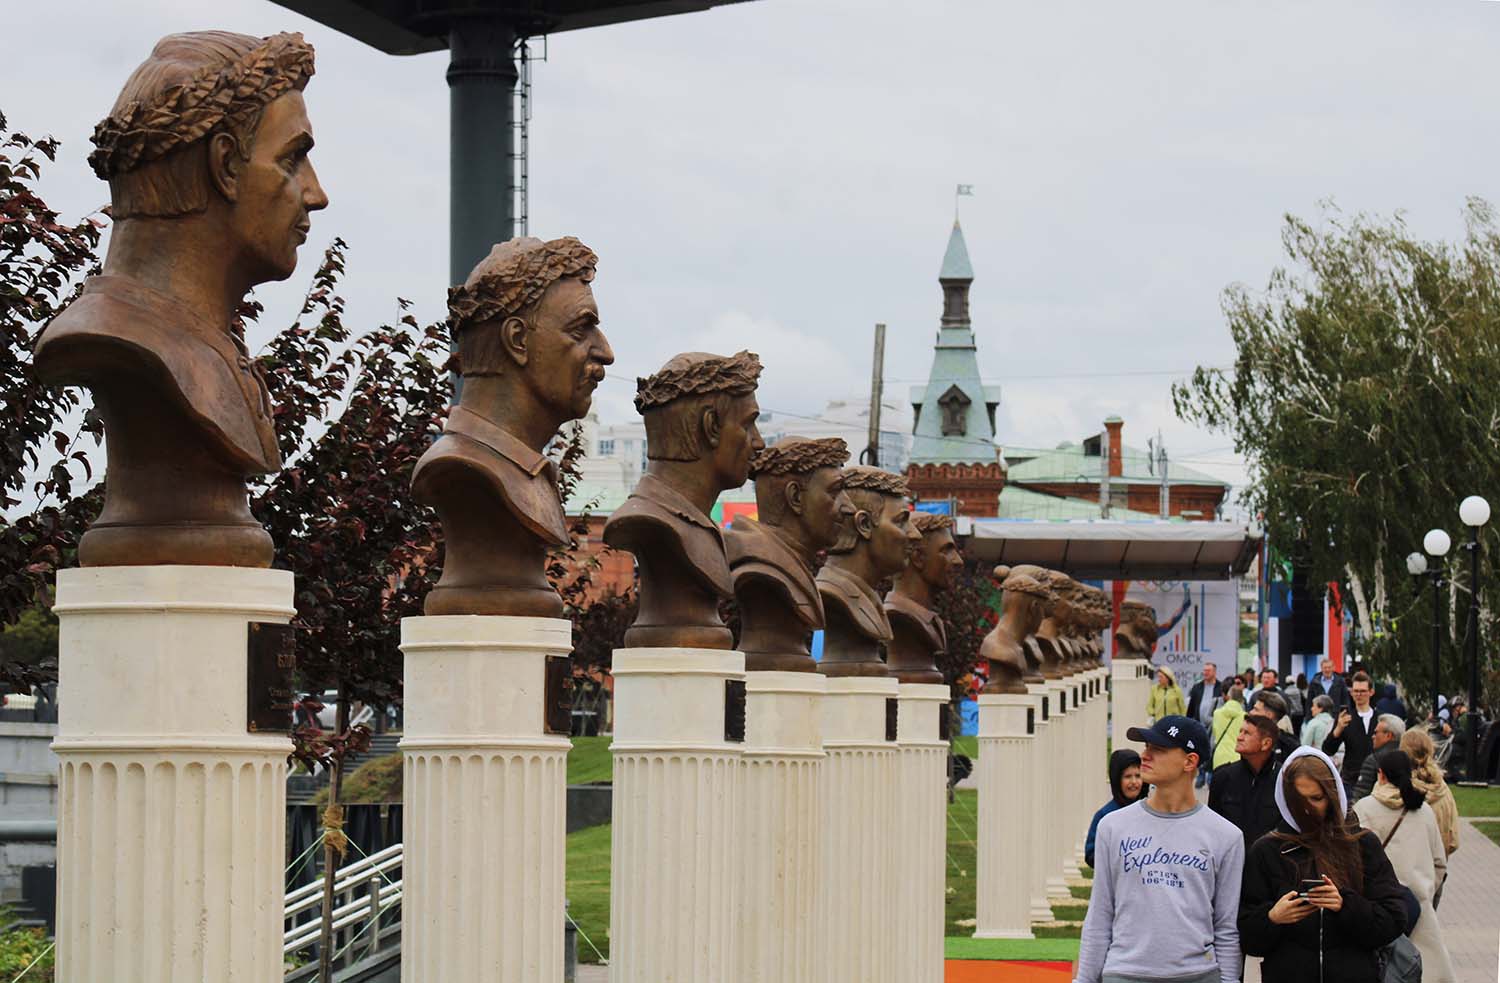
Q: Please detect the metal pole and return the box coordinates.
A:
[448,18,518,287]
[1466,526,1482,782]
[865,323,886,467]
[1432,571,1442,730]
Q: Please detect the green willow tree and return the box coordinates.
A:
[1173,200,1500,710]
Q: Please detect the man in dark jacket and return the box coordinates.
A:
[1209,714,1284,851]
[1306,655,1348,708]
[1247,689,1301,759]
[1323,671,1378,793]
[1187,662,1225,788]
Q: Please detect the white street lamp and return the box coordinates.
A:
[1424,528,1452,557]
[1460,495,1491,528]
[1458,496,1489,782]
[1406,552,1428,576]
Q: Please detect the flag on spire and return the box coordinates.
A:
[956,184,974,196]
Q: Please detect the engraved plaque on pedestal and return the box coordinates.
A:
[545,655,573,736]
[724,679,747,743]
[247,622,296,733]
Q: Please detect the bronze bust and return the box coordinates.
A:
[725,436,852,672]
[603,351,764,649]
[884,513,962,684]
[979,566,1050,695]
[34,31,327,567]
[412,236,613,617]
[1033,571,1076,679]
[1115,600,1160,660]
[815,466,918,676]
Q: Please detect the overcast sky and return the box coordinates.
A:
[8,0,1500,503]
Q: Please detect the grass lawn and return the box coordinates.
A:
[1473,821,1500,848]
[1451,783,1500,817]
[568,735,613,785]
[946,788,980,936]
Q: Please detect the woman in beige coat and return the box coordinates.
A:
[1401,728,1459,857]
[1354,748,1456,982]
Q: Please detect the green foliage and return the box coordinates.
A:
[0,919,54,982]
[314,750,404,806]
[935,558,1002,699]
[1473,821,1500,848]
[1451,783,1500,817]
[0,110,104,693]
[0,604,56,670]
[1175,201,1500,710]
[566,735,614,785]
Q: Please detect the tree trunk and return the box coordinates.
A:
[1346,566,1375,642]
[318,687,349,983]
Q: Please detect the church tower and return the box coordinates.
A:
[905,219,1007,516]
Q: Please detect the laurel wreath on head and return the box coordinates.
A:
[840,465,911,498]
[88,32,317,180]
[749,436,849,477]
[447,237,598,333]
[634,350,762,413]
[911,512,955,534]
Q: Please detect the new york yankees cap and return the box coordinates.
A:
[1126,715,1209,758]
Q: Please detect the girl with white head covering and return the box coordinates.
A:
[1238,747,1408,983]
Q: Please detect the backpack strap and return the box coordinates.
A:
[1381,810,1408,849]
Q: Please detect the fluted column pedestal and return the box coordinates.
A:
[739,670,826,983]
[1111,658,1153,747]
[53,566,294,983]
[400,615,572,983]
[1060,675,1085,883]
[894,682,949,983]
[820,675,899,983]
[1044,678,1073,903]
[610,648,745,983]
[975,693,1036,939]
[1025,683,1055,925]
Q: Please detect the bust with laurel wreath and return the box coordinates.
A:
[1115,600,1160,661]
[978,566,1050,695]
[1006,564,1057,683]
[412,236,614,617]
[724,436,853,671]
[814,465,918,676]
[603,351,764,649]
[33,31,328,567]
[884,512,962,684]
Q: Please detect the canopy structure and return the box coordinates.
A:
[957,518,1261,581]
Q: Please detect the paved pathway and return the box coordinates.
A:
[1442,818,1500,981]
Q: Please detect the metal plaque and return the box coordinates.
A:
[1026,706,1035,735]
[545,656,573,735]
[885,698,899,742]
[1060,690,1067,714]
[1042,696,1050,721]
[247,622,297,734]
[724,679,747,743]
[938,706,951,742]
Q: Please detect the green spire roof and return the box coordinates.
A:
[939,220,973,280]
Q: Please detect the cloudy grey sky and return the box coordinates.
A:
[8,0,1500,501]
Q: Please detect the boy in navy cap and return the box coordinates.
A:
[1074,715,1245,983]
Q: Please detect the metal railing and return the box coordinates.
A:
[283,842,403,973]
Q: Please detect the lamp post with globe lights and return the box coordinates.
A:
[1459,495,1490,784]
[1409,528,1451,729]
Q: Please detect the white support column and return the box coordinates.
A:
[400,615,572,983]
[1045,677,1073,904]
[975,693,1036,940]
[894,682,949,983]
[740,671,826,983]
[52,566,294,983]
[1061,675,1085,883]
[1025,682,1055,926]
[1111,659,1152,747]
[610,648,745,983]
[820,675,899,983]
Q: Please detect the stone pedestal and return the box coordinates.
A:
[400,615,573,983]
[1111,658,1152,747]
[820,675,899,983]
[740,671,826,983]
[1060,676,1085,883]
[1044,679,1073,903]
[974,693,1035,939]
[52,566,294,983]
[894,682,949,983]
[1025,683,1055,925]
[610,648,745,983]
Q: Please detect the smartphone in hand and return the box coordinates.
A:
[1297,878,1323,899]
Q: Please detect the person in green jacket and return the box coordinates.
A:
[1212,684,1247,770]
[1146,665,1186,722]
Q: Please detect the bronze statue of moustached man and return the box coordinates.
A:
[34,31,328,567]
[1115,600,1161,660]
[978,566,1051,695]
[604,351,764,649]
[815,466,919,676]
[412,236,614,617]
[884,512,963,684]
[725,436,854,672]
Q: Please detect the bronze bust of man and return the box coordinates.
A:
[1115,600,1160,660]
[884,513,962,684]
[604,351,764,649]
[34,31,327,567]
[979,567,1050,695]
[725,436,852,672]
[815,466,918,676]
[412,236,613,617]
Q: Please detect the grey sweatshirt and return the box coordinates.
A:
[1074,800,1245,983]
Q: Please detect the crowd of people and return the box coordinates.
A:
[1077,658,1472,983]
